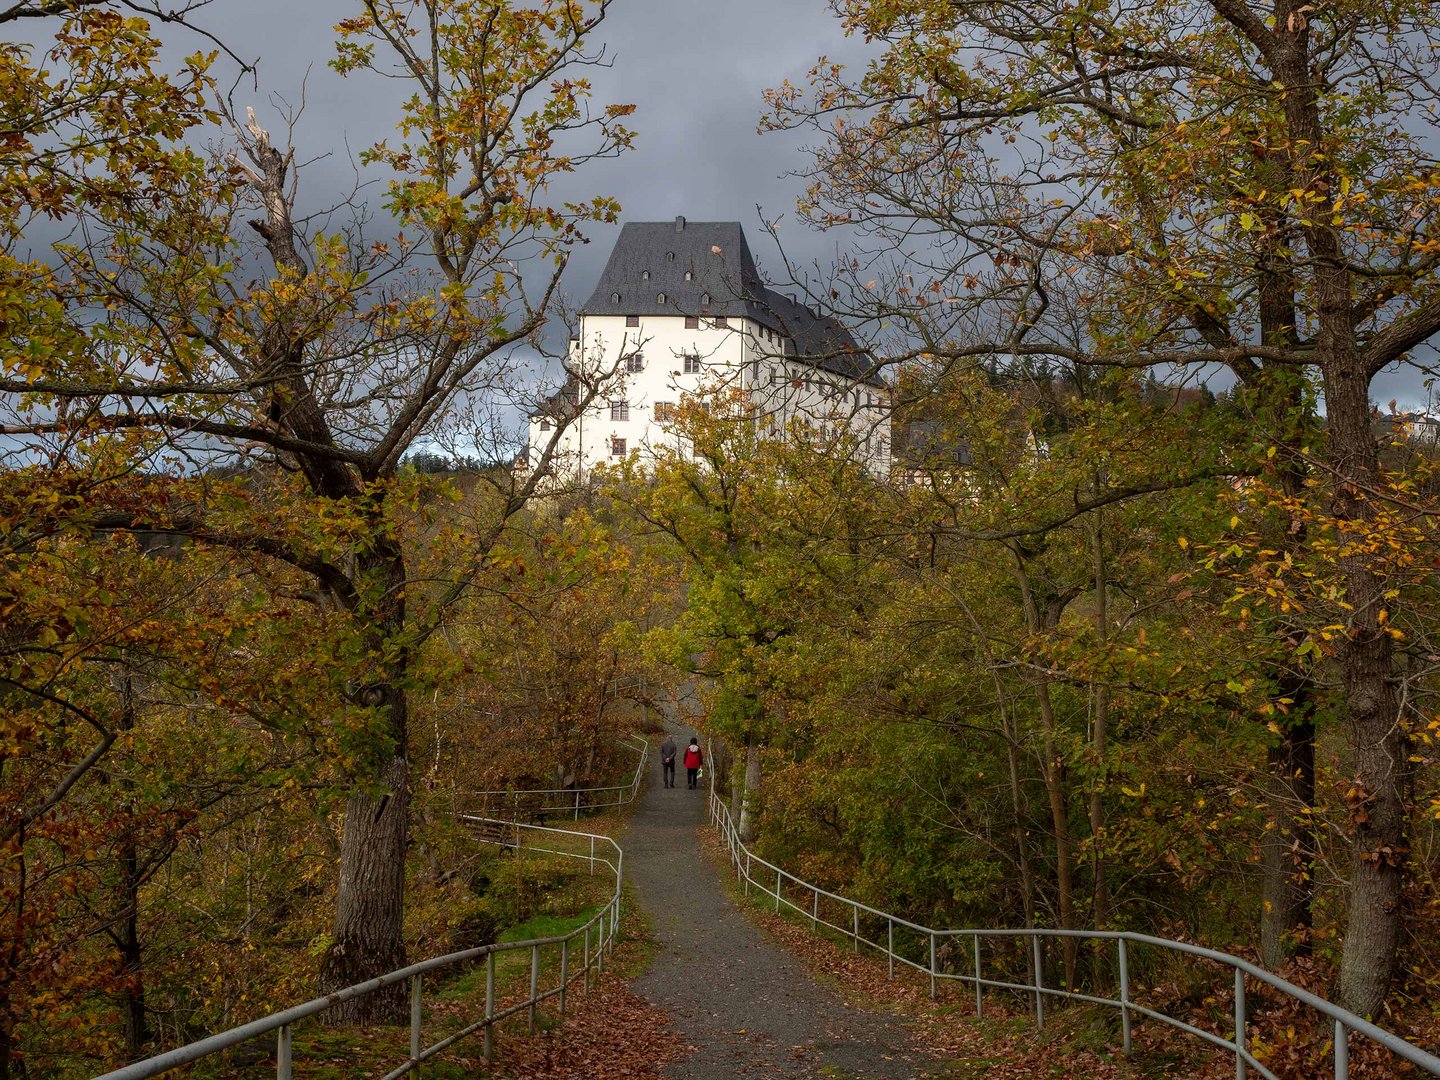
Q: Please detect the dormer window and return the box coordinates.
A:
[665,251,675,260]
[611,292,621,304]
[684,270,693,281]
[657,292,666,305]
[700,292,710,306]
[641,270,650,280]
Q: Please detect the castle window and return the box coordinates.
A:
[685,316,699,329]
[610,437,627,457]
[625,353,644,373]
[610,400,630,421]
[657,292,666,304]
[626,314,639,327]
[642,270,650,280]
[655,401,677,421]
[683,354,702,374]
[714,315,728,328]
[539,419,552,432]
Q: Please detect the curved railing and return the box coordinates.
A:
[707,788,1440,1080]
[96,818,624,1080]
[471,733,649,820]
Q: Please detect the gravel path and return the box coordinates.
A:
[626,732,933,1078]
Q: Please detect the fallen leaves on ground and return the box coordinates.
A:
[489,971,683,1079]
[697,827,1236,1078]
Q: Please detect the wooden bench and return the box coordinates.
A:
[469,818,518,848]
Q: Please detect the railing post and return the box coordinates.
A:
[598,912,606,973]
[776,868,782,913]
[1033,936,1045,1031]
[812,888,819,928]
[484,951,495,1061]
[574,790,580,820]
[1118,938,1132,1055]
[929,932,937,1000]
[852,905,860,952]
[1335,1020,1349,1080]
[590,835,595,876]
[744,853,751,896]
[276,1023,292,1080]
[973,935,983,1017]
[1234,968,1246,1080]
[584,924,592,993]
[560,939,570,1016]
[887,919,894,979]
[529,944,540,1033]
[410,974,423,1064]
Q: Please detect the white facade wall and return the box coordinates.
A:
[527,313,890,480]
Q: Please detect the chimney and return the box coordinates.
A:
[675,215,686,232]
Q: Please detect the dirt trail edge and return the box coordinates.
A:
[626,731,933,1079]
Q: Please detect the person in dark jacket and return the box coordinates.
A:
[683,738,703,789]
[660,735,677,788]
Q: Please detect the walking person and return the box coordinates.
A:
[660,734,677,788]
[683,737,703,789]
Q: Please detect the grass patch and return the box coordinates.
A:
[498,905,603,945]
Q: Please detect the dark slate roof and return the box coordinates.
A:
[581,218,882,387]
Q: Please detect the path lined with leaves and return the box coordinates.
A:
[624,734,933,1079]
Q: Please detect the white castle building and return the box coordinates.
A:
[524,217,890,479]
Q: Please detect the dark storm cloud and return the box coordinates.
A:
[200,0,867,307]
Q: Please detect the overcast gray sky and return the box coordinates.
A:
[208,0,862,311]
[23,0,1438,412]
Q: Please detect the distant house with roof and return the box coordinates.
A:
[522,217,889,480]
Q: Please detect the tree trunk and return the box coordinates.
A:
[318,749,410,1021]
[1008,543,1078,988]
[1088,503,1110,935]
[1004,714,1037,930]
[317,538,411,1023]
[1036,678,1078,988]
[1250,204,1319,970]
[738,734,763,843]
[1326,356,1405,1017]
[116,668,149,1057]
[1254,13,1407,1017]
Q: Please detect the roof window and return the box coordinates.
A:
[700,292,710,306]
[665,251,675,261]
[611,292,620,304]
[684,270,693,281]
[657,292,666,304]
[642,270,650,280]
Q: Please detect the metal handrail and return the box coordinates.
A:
[470,734,650,820]
[706,788,1440,1080]
[96,818,625,1080]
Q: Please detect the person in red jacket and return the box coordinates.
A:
[682,737,703,789]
